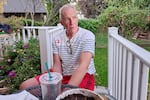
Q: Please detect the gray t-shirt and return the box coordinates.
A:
[52,27,96,76]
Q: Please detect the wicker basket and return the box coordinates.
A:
[56,88,104,100]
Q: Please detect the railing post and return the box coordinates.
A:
[22,28,26,43]
[12,32,16,42]
[27,29,31,41]
[38,27,52,73]
[108,27,118,35]
[17,30,21,42]
[32,29,36,38]
[108,27,118,95]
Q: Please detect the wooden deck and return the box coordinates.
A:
[94,86,108,94]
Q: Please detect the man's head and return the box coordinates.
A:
[59,4,78,35]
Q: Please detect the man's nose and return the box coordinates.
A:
[69,18,73,25]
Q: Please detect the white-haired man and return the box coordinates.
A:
[20,3,96,91]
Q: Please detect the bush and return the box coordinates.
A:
[21,18,43,26]
[123,9,149,32]
[0,38,41,93]
[7,16,24,32]
[97,6,149,37]
[2,16,43,33]
[78,19,100,34]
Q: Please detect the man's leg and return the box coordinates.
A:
[79,73,95,90]
[19,77,39,90]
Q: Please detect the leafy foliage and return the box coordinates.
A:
[77,0,106,18]
[21,18,43,26]
[42,0,69,26]
[0,15,24,32]
[105,0,150,9]
[97,6,127,30]
[0,38,41,93]
[97,6,149,37]
[0,15,44,33]
[78,19,100,34]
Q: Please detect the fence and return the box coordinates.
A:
[38,26,64,72]
[0,26,64,73]
[108,27,150,100]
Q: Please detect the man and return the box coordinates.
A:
[20,3,96,91]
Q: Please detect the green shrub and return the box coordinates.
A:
[0,38,41,93]
[97,6,127,28]
[21,18,43,26]
[97,6,149,37]
[78,19,100,34]
[123,9,149,32]
[6,16,24,32]
[2,16,43,32]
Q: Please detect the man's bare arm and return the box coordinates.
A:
[68,52,93,86]
[52,54,62,74]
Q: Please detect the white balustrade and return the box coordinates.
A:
[38,26,64,73]
[108,27,150,100]
[0,25,64,66]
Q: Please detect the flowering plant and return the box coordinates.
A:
[0,38,41,93]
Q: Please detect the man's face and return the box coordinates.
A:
[60,7,78,34]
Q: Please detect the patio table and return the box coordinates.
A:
[21,84,116,100]
[21,84,78,100]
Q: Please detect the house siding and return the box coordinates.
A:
[3,0,46,13]
[2,0,46,22]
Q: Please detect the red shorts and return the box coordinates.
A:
[35,72,95,91]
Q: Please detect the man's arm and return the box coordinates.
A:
[68,51,93,86]
[52,54,62,74]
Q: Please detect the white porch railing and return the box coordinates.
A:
[38,26,64,72]
[0,26,64,73]
[108,27,150,100]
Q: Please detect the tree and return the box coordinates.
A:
[77,0,106,18]
[23,0,45,26]
[104,0,150,9]
[42,0,69,26]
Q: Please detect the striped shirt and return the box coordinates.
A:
[52,27,96,76]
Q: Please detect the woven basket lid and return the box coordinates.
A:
[56,88,104,100]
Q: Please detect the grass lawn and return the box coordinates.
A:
[94,32,108,87]
[95,48,108,87]
[94,32,150,87]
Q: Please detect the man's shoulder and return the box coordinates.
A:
[53,30,65,38]
[79,27,92,33]
[79,27,95,38]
